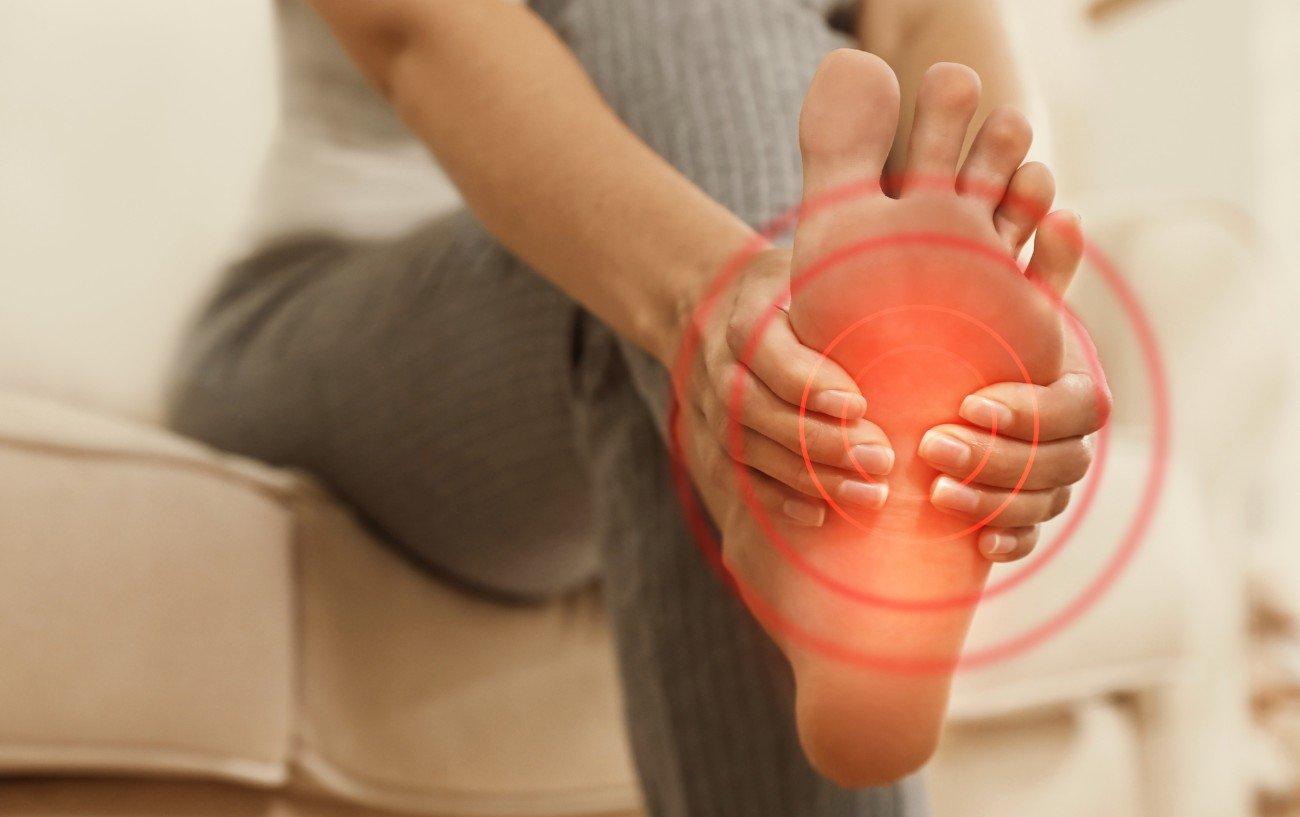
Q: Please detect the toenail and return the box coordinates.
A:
[783,498,826,527]
[980,531,1018,556]
[919,431,971,469]
[848,444,894,475]
[810,390,867,420]
[838,480,889,509]
[931,476,981,514]
[959,396,1014,430]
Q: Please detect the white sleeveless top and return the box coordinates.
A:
[244,0,467,246]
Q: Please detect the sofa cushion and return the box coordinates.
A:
[292,497,638,816]
[0,390,641,815]
[931,699,1145,817]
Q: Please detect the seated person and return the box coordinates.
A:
[167,0,1108,812]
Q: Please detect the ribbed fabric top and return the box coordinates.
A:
[243,0,467,246]
[243,0,850,248]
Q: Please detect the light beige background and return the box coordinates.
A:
[0,0,1281,412]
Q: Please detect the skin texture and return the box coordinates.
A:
[306,0,1110,783]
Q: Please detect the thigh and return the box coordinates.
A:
[532,0,855,226]
[167,211,597,601]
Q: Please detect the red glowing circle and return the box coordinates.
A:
[842,344,994,489]
[665,172,1160,674]
[728,237,1106,612]
[790,299,1036,538]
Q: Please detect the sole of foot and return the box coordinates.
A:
[728,50,1084,786]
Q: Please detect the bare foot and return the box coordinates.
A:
[720,51,1083,786]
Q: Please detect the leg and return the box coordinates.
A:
[535,0,927,813]
[576,316,925,817]
[532,0,843,226]
[167,213,598,602]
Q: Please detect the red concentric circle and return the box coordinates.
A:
[665,172,1161,674]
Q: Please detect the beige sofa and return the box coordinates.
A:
[0,3,1258,816]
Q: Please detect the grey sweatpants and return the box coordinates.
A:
[167,1,928,814]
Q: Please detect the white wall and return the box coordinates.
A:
[0,0,1282,430]
[1007,0,1255,210]
[1250,0,1300,599]
[0,1,277,420]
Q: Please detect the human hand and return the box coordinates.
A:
[684,246,896,527]
[919,317,1112,562]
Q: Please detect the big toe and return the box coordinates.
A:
[799,49,901,202]
[901,62,981,196]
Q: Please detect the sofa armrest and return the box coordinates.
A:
[0,391,296,785]
[949,201,1257,719]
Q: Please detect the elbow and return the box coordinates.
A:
[354,11,436,103]
[307,1,466,101]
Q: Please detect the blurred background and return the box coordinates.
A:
[0,1,1296,816]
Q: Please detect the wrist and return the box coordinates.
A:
[646,218,767,368]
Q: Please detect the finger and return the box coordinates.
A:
[737,431,889,509]
[751,469,829,528]
[728,276,866,420]
[683,400,829,528]
[918,424,1096,490]
[1025,209,1084,300]
[930,477,1071,527]
[993,161,1055,254]
[955,370,1111,441]
[707,363,893,468]
[977,526,1040,562]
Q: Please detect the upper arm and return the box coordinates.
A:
[307,0,501,96]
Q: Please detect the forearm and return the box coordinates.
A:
[309,0,754,364]
[858,0,1044,173]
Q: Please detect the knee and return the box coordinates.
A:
[387,505,601,605]
[414,552,599,606]
[539,0,849,221]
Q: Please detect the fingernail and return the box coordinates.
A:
[931,476,981,514]
[848,444,894,475]
[810,390,867,420]
[783,498,826,526]
[919,431,971,469]
[959,396,1014,430]
[980,530,1018,556]
[838,480,889,509]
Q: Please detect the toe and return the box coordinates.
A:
[994,161,1055,252]
[901,62,981,196]
[1025,210,1084,300]
[799,49,901,202]
[957,106,1033,211]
